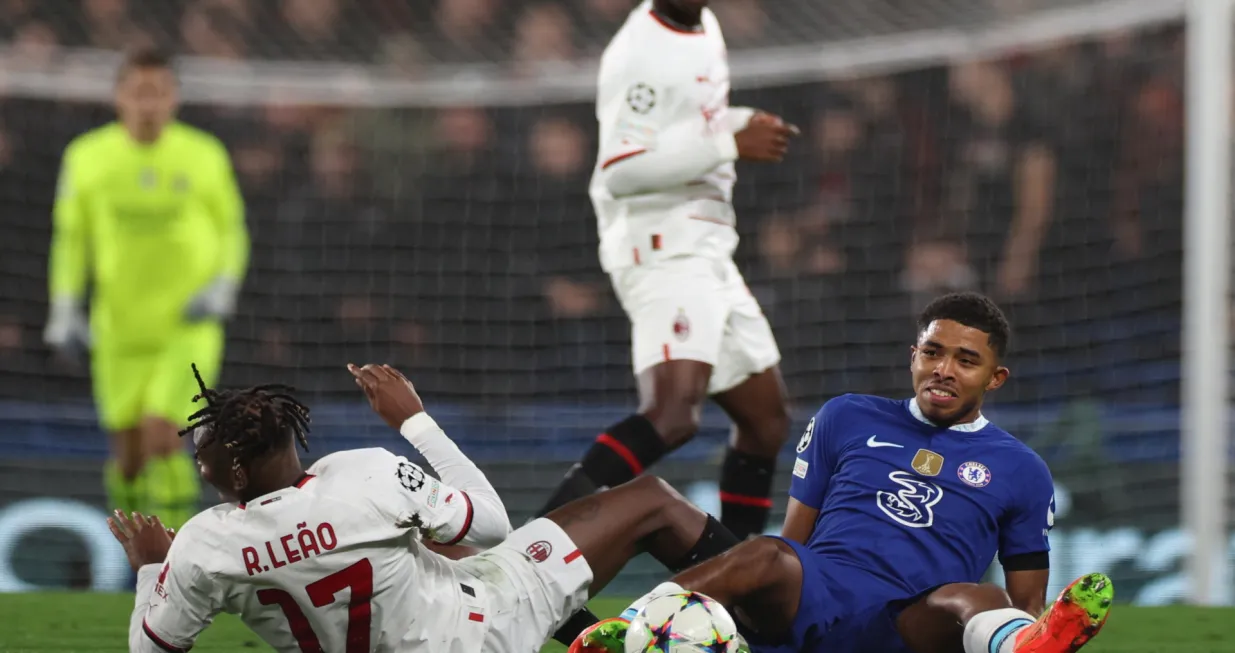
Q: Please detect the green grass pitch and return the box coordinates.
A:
[0,594,1229,652]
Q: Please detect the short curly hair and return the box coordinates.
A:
[916,292,1011,358]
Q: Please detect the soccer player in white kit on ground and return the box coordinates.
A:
[536,0,799,558]
[110,363,740,653]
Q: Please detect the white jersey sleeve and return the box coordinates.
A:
[323,425,510,547]
[129,531,223,652]
[398,412,510,547]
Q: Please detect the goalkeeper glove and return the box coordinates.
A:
[184,277,240,322]
[43,297,90,360]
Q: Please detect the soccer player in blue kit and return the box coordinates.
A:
[574,292,1113,653]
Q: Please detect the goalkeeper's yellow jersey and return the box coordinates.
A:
[49,121,248,349]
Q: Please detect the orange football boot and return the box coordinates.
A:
[1014,572,1114,653]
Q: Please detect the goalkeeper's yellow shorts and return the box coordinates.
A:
[91,322,224,431]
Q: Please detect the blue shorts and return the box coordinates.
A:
[743,537,915,653]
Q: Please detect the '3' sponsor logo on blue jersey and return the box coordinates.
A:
[876,471,944,528]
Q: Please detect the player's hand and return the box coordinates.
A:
[348,363,426,429]
[735,112,798,163]
[107,510,175,572]
[43,298,90,363]
[184,277,240,322]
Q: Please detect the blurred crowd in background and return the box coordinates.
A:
[1,0,1119,64]
[0,0,1185,409]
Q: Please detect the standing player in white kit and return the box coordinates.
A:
[110,363,739,653]
[536,0,799,544]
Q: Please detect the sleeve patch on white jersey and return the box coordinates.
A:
[793,457,809,479]
[396,461,426,493]
[613,119,658,149]
[427,479,441,508]
[626,83,657,114]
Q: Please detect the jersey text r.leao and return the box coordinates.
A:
[241,521,338,575]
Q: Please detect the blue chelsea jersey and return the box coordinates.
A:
[789,394,1055,599]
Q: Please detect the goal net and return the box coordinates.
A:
[0,0,1227,603]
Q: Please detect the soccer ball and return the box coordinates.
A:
[624,591,742,653]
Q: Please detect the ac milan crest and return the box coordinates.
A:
[672,309,691,342]
[526,540,553,563]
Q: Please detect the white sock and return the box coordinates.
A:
[963,607,1036,653]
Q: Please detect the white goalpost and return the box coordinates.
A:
[1183,0,1233,607]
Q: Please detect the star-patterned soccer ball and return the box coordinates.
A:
[624,591,742,653]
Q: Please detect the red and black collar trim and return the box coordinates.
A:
[237,473,316,510]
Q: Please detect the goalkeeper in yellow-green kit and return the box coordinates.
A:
[43,47,249,530]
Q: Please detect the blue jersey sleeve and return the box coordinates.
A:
[788,397,844,509]
[998,453,1055,561]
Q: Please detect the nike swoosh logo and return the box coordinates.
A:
[867,435,904,449]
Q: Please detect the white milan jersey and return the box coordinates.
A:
[589,1,755,272]
[132,444,502,652]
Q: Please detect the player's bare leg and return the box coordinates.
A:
[106,427,146,515]
[535,359,711,516]
[711,367,791,538]
[112,427,145,481]
[547,475,739,593]
[898,574,1114,653]
[897,583,1017,653]
[143,416,184,459]
[670,537,802,635]
[637,359,713,446]
[534,358,703,647]
[572,537,803,653]
[538,360,713,645]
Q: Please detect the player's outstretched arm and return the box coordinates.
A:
[44,141,91,357]
[349,363,512,547]
[185,139,249,322]
[108,511,219,653]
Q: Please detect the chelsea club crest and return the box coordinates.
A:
[956,461,992,488]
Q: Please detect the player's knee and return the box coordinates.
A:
[629,475,687,505]
[731,537,790,576]
[627,475,703,522]
[642,404,701,447]
[639,361,709,446]
[141,417,183,458]
[751,401,793,450]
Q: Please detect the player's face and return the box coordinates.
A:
[192,427,242,502]
[909,319,1008,426]
[114,66,178,141]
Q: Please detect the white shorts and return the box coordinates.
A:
[611,256,781,395]
[457,519,594,653]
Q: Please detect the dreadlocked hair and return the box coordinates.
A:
[179,364,311,472]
